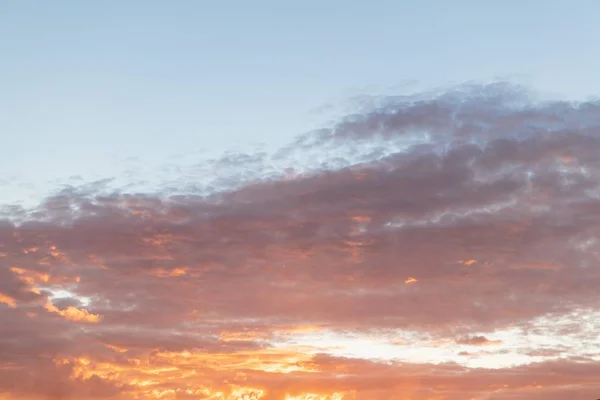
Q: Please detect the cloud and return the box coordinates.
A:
[1,82,600,398]
[43,300,102,323]
[0,292,16,308]
[456,336,503,346]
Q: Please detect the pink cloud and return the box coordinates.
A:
[1,83,600,399]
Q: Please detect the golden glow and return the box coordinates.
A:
[44,301,101,323]
[105,343,128,353]
[10,266,50,284]
[229,386,265,400]
[219,329,267,342]
[23,246,39,254]
[150,267,189,277]
[153,347,318,374]
[0,292,16,308]
[279,325,322,334]
[52,350,341,400]
[404,277,417,284]
[219,325,321,342]
[285,394,344,400]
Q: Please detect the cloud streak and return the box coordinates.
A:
[1,83,600,399]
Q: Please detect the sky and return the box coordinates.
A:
[1,1,600,400]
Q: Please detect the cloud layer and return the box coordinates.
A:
[1,83,600,399]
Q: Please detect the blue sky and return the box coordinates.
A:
[2,0,600,206]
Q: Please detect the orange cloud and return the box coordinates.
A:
[285,394,344,400]
[150,267,189,277]
[0,292,16,308]
[44,301,101,323]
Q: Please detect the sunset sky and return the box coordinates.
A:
[2,1,600,400]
